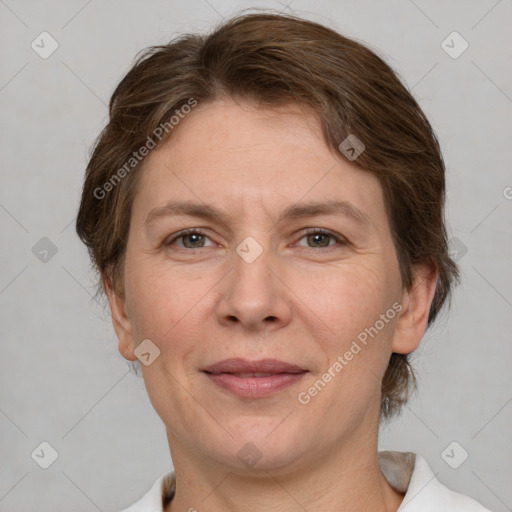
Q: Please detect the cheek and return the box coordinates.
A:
[123,258,208,429]
[294,257,402,412]
[124,246,401,356]
[123,254,210,342]
[294,259,398,340]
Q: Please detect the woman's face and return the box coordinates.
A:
[110,99,426,473]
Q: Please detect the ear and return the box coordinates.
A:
[391,262,438,354]
[104,274,137,361]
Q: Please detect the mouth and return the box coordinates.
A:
[202,358,308,398]
[220,372,299,378]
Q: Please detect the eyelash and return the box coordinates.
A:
[165,228,347,249]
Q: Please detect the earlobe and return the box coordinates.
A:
[103,275,137,362]
[391,263,438,355]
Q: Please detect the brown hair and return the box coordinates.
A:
[76,12,459,420]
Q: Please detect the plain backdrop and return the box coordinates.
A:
[1,1,511,511]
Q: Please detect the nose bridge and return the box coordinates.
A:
[216,234,291,329]
[232,235,275,308]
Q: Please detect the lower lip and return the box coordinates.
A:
[204,372,307,398]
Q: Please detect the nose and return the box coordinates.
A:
[215,241,293,332]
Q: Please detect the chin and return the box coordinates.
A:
[205,416,312,472]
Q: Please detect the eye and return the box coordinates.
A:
[165,228,345,250]
[295,229,346,248]
[165,229,215,249]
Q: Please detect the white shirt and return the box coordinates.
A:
[120,451,492,511]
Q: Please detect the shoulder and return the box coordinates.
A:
[379,451,493,511]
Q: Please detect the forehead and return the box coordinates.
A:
[132,99,386,228]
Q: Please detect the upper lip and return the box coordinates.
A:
[202,358,307,375]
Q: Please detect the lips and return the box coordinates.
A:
[202,358,308,398]
[202,358,306,375]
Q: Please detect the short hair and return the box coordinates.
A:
[76,12,459,420]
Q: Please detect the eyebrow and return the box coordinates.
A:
[144,199,372,228]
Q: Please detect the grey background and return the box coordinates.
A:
[1,0,511,511]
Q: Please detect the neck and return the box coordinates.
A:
[164,428,404,512]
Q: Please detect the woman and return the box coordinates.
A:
[76,12,492,512]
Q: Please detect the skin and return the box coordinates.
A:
[107,98,437,512]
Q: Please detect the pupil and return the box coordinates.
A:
[309,233,329,247]
[185,234,204,247]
